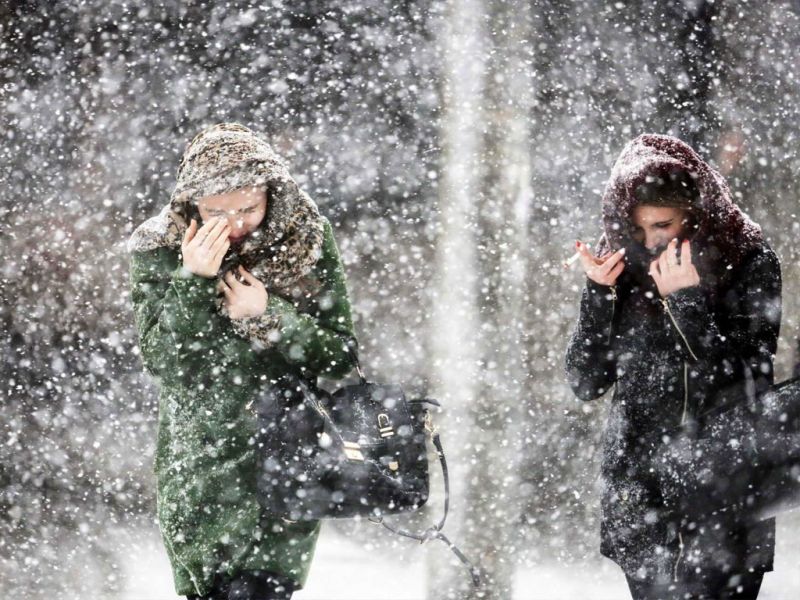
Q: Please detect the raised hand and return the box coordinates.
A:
[181,217,231,278]
[649,238,700,297]
[219,265,269,319]
[576,240,626,287]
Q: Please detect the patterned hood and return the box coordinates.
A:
[597,134,763,282]
[127,122,324,293]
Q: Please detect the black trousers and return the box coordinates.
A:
[626,571,764,600]
[186,569,295,600]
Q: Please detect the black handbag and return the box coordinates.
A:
[655,369,800,523]
[252,344,481,587]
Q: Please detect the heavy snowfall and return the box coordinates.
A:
[3,2,800,599]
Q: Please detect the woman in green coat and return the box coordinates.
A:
[128,123,357,599]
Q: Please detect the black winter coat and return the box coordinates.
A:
[566,244,781,581]
[565,134,782,584]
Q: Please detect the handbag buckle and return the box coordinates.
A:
[377,413,395,438]
[424,410,437,436]
[342,440,365,461]
[355,362,367,381]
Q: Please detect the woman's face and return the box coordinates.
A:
[630,205,691,252]
[196,186,267,244]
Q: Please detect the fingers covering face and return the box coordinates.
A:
[681,239,693,266]
[190,217,219,246]
[666,239,679,268]
[223,271,242,290]
[649,258,661,282]
[658,249,671,275]
[182,219,198,246]
[198,218,230,248]
[238,266,258,284]
[210,228,230,255]
[658,239,691,275]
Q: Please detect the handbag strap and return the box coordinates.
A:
[340,339,482,587]
[369,417,483,588]
[344,336,368,384]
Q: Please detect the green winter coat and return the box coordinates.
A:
[129,217,356,597]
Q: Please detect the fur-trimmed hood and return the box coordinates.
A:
[127,122,324,294]
[598,134,763,280]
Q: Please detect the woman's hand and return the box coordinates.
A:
[576,240,626,286]
[181,217,231,278]
[650,238,700,297]
[219,265,269,319]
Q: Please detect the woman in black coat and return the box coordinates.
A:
[565,134,782,599]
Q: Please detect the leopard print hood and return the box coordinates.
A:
[127,122,325,296]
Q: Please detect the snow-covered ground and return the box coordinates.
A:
[115,512,800,599]
[117,524,625,599]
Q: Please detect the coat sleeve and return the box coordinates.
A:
[661,246,781,394]
[565,279,618,401]
[228,218,357,380]
[129,247,256,386]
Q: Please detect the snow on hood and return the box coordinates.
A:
[597,133,763,271]
[127,122,324,290]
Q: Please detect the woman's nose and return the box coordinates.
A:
[644,233,660,250]
[225,215,246,231]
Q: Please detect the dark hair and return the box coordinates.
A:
[633,169,699,209]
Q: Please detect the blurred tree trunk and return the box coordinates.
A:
[461,1,536,598]
[426,0,487,597]
[428,1,535,597]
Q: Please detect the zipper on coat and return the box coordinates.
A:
[673,531,685,583]
[661,298,699,362]
[680,361,689,425]
[607,285,617,345]
[658,296,695,581]
[672,360,690,581]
